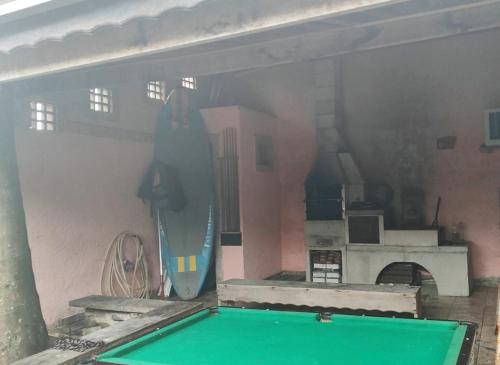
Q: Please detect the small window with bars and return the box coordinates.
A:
[90,88,112,112]
[181,77,196,90]
[485,109,500,146]
[255,134,274,171]
[30,101,55,131]
[147,81,164,100]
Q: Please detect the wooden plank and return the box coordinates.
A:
[218,279,421,317]
[10,349,81,365]
[81,302,202,343]
[69,295,170,314]
[223,279,419,293]
[12,301,202,365]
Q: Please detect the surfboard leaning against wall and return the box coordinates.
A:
[139,87,215,300]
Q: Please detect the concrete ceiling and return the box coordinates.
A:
[2,0,500,87]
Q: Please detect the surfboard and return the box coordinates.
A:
[154,87,215,300]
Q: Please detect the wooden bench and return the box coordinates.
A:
[218,279,421,317]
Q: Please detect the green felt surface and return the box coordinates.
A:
[97,307,467,365]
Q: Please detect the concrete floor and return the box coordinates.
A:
[421,284,498,365]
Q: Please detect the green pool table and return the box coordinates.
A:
[96,307,476,365]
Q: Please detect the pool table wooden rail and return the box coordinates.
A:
[218,279,422,317]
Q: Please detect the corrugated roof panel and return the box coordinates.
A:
[0,0,208,54]
[5,0,484,83]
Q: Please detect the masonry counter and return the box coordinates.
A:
[96,307,476,365]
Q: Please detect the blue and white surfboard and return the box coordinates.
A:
[155,87,215,300]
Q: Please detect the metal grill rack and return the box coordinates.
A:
[310,250,342,284]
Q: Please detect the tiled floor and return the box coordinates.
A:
[421,284,498,365]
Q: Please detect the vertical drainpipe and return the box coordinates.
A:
[0,86,48,363]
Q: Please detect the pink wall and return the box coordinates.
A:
[219,246,245,280]
[203,106,283,280]
[15,68,314,323]
[218,30,500,280]
[342,29,500,279]
[277,118,316,271]
[217,63,317,272]
[202,107,245,281]
[15,130,159,325]
[19,27,500,327]
[238,107,282,279]
[425,128,500,279]
[13,82,163,325]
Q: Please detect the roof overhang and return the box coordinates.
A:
[2,0,500,85]
[0,0,86,24]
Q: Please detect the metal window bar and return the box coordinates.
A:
[30,101,55,131]
[219,128,240,232]
[147,81,163,100]
[181,77,196,90]
[90,87,112,112]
